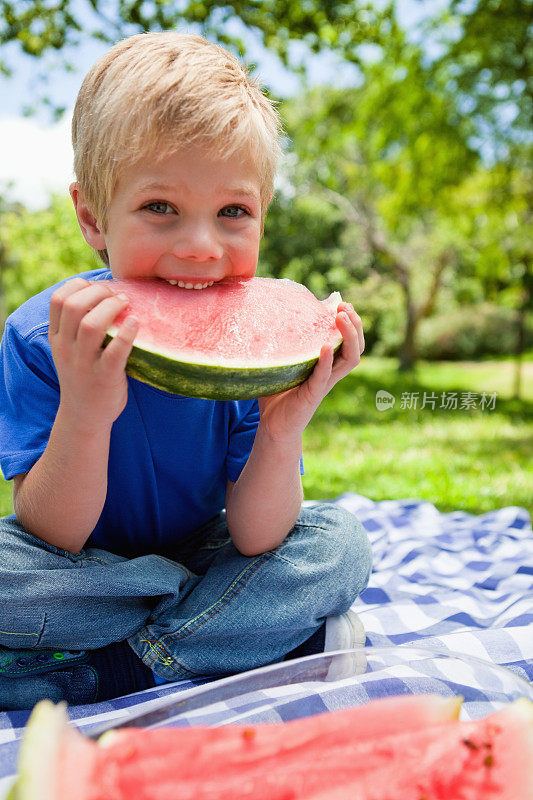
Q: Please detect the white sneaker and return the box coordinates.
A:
[323,610,367,681]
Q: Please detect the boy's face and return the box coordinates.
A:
[82,145,264,287]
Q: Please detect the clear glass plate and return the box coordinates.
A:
[87,646,533,737]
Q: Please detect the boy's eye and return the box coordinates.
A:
[219,205,247,218]
[145,201,173,214]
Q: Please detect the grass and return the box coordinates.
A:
[0,356,531,518]
[300,357,532,515]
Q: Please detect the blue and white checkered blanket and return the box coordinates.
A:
[1,493,531,795]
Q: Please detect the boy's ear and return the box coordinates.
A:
[69,183,106,250]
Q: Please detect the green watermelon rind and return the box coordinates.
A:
[6,700,67,800]
[105,335,344,400]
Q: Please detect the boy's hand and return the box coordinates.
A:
[48,278,139,429]
[257,302,364,443]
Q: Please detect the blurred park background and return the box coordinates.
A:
[0,0,531,515]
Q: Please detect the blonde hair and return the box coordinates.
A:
[72,32,283,262]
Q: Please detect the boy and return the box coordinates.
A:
[0,32,372,710]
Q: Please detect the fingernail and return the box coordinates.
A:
[116,293,129,302]
[125,317,138,328]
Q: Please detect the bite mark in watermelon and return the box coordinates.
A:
[104,277,344,400]
[8,694,533,799]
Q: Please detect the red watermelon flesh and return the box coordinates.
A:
[266,707,533,800]
[87,701,532,800]
[94,693,462,772]
[109,277,342,367]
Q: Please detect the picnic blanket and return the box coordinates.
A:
[1,492,531,795]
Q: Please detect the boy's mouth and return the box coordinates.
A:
[163,279,216,290]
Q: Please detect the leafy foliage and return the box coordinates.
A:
[277,21,480,368]
[415,304,533,361]
[260,193,353,296]
[0,0,387,113]
[428,0,532,157]
[0,195,98,321]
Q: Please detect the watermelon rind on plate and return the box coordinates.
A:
[6,700,96,800]
[104,277,344,400]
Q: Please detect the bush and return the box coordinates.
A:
[0,195,98,323]
[415,303,533,360]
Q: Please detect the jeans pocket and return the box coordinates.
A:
[0,612,47,649]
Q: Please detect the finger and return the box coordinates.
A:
[306,344,334,400]
[332,311,361,377]
[54,282,120,343]
[76,293,132,360]
[99,316,139,374]
[49,277,91,336]
[338,302,365,354]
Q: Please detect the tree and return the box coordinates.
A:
[0,0,387,115]
[427,0,532,159]
[281,14,479,370]
[427,0,532,396]
[446,152,532,398]
[260,193,349,293]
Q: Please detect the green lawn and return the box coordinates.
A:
[0,356,531,518]
[300,357,532,515]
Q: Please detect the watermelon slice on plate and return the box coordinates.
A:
[7,695,533,799]
[104,277,344,399]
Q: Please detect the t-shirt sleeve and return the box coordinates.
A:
[225,400,260,482]
[0,322,60,480]
[225,399,304,483]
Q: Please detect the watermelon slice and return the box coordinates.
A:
[104,277,343,399]
[8,695,533,799]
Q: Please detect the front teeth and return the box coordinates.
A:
[165,279,214,289]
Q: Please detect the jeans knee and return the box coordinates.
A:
[295,503,373,608]
[0,514,77,570]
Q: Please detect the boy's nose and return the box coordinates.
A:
[171,223,224,261]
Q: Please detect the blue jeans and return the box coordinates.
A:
[0,504,372,681]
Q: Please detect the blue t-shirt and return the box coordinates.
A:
[0,268,263,558]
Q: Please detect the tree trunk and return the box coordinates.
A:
[513,263,532,401]
[399,286,418,372]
